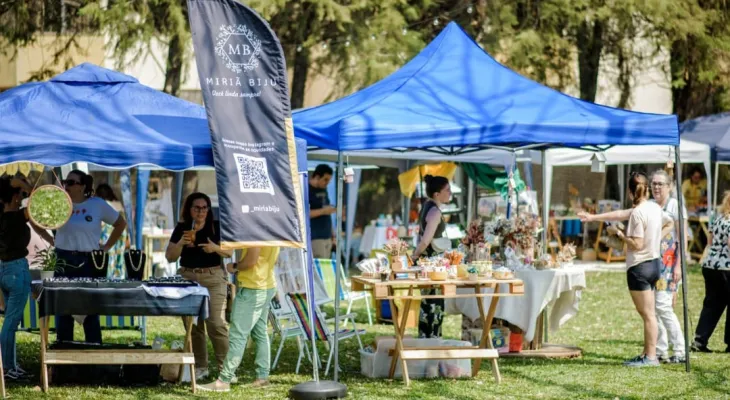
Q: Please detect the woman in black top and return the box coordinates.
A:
[166,192,232,379]
[0,177,44,380]
[412,175,451,338]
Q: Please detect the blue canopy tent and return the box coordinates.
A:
[681,112,730,207]
[0,63,216,248]
[293,22,689,374]
[0,65,321,367]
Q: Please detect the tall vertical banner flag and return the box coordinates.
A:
[188,0,305,249]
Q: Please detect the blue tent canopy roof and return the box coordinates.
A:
[0,63,212,170]
[293,22,679,152]
[680,112,730,161]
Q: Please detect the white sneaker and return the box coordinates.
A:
[195,368,209,380]
[230,376,238,384]
[198,379,230,392]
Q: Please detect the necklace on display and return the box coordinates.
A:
[126,251,144,272]
[91,250,107,270]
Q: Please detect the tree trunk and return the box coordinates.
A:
[164,32,184,96]
[616,43,632,109]
[577,20,604,102]
[290,48,310,109]
[670,37,723,122]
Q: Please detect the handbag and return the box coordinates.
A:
[431,237,452,254]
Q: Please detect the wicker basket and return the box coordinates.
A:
[430,271,448,281]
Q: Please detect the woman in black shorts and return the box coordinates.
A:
[580,172,673,367]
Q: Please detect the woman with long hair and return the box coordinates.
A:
[0,176,45,380]
[166,192,232,380]
[691,191,730,353]
[95,184,128,279]
[412,175,451,338]
[52,170,127,344]
[580,171,672,366]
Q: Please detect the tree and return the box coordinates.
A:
[80,0,190,96]
[667,1,730,120]
[1,0,99,81]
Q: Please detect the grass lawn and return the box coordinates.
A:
[7,265,730,399]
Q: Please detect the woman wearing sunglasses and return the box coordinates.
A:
[52,170,127,344]
[166,192,232,381]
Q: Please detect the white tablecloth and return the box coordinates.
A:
[359,225,418,256]
[445,268,586,342]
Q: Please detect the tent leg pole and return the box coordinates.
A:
[714,163,719,211]
[674,147,691,373]
[301,171,320,382]
[541,150,549,343]
[334,152,345,382]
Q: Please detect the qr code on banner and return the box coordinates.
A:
[233,153,275,195]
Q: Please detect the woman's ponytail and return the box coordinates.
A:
[629,171,649,206]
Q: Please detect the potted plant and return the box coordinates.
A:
[467,266,479,281]
[32,246,65,280]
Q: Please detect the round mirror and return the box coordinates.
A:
[28,185,73,230]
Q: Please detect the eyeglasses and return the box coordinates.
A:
[63,180,81,187]
[651,182,667,188]
[192,206,209,212]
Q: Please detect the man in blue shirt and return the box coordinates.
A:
[309,164,335,259]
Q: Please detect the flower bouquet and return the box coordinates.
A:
[556,243,577,268]
[383,238,410,272]
[462,220,485,247]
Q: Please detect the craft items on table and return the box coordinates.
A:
[383,238,411,273]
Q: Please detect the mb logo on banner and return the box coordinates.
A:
[188,0,305,249]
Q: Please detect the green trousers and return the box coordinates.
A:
[219,287,276,383]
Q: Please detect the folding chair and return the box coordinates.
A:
[314,258,373,326]
[286,292,365,377]
[269,298,312,374]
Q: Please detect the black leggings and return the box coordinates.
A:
[694,268,730,347]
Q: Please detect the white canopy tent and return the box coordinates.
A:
[312,139,712,213]
[543,139,712,209]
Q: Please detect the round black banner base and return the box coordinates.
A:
[289,381,348,400]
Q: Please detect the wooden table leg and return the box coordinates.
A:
[387,298,400,379]
[40,316,49,392]
[473,284,501,383]
[183,317,196,393]
[388,286,413,386]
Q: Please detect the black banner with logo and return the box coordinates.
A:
[188,0,304,249]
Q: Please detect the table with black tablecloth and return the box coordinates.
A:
[35,282,209,393]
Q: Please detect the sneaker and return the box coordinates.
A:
[251,378,270,388]
[14,365,34,378]
[657,354,670,364]
[668,355,686,364]
[198,379,230,392]
[690,341,712,353]
[4,368,30,382]
[622,355,644,365]
[230,376,238,384]
[195,367,209,381]
[624,355,660,367]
